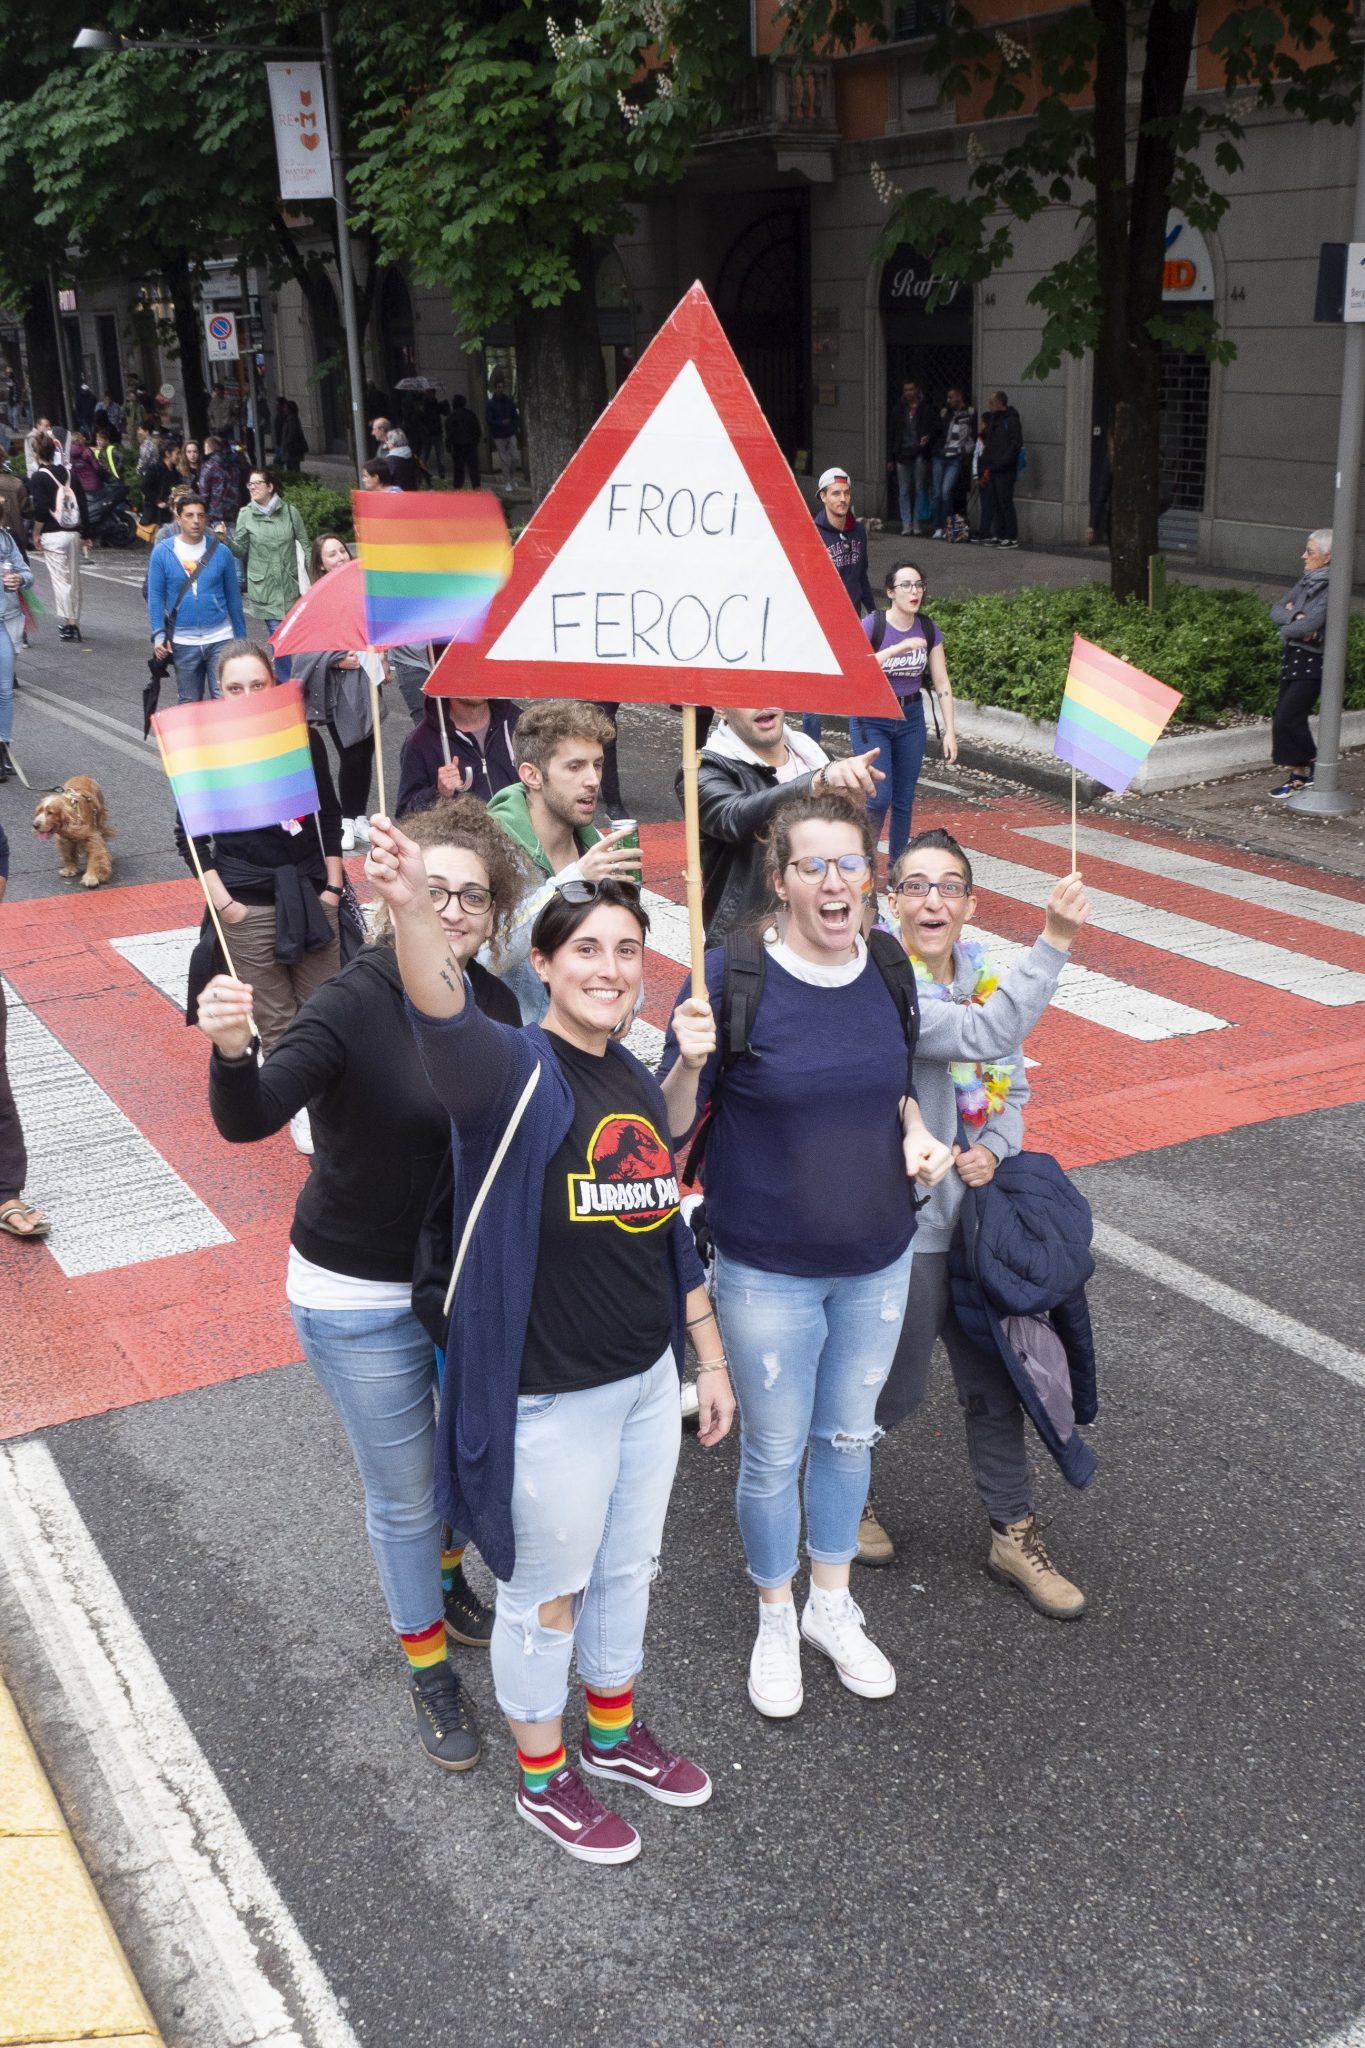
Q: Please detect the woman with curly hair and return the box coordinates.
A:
[194,797,532,1773]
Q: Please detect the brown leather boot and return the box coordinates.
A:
[987,1515,1086,1620]
[856,1494,895,1567]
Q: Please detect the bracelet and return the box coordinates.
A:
[696,1359,729,1374]
[686,1311,717,1329]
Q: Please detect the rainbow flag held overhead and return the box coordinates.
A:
[151,682,319,838]
[352,489,513,649]
[1054,635,1183,795]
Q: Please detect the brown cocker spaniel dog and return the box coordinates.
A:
[32,776,114,888]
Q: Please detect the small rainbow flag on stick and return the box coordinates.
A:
[1054,635,1183,796]
[151,681,319,838]
[352,489,513,648]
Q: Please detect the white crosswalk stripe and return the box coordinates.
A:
[970,851,1365,1007]
[1022,823,1365,941]
[4,975,231,1277]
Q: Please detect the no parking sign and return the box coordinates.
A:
[204,311,239,361]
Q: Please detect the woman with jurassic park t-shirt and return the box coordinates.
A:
[849,559,959,864]
[366,817,735,1870]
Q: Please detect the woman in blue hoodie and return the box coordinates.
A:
[366,813,733,1869]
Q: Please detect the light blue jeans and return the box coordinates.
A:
[715,1248,914,1587]
[171,641,224,704]
[492,1349,681,1724]
[264,618,293,681]
[291,1300,463,1638]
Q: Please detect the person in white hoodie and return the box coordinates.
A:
[675,708,883,945]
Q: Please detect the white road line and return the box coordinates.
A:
[1315,2017,1365,2046]
[0,1439,359,2048]
[17,679,154,769]
[110,927,200,1007]
[21,678,152,749]
[970,851,1365,1007]
[1022,823,1365,941]
[1091,1222,1365,1394]
[641,887,693,969]
[3,975,230,1277]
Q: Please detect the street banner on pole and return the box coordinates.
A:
[266,63,333,201]
[427,282,900,720]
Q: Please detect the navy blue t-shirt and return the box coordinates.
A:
[660,947,917,1277]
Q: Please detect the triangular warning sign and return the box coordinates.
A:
[428,284,900,717]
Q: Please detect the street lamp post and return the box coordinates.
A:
[75,14,368,481]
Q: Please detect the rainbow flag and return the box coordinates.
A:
[352,489,512,648]
[1054,635,1183,795]
[151,681,319,838]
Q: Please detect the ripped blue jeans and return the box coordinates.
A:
[491,1348,681,1723]
[716,1248,914,1588]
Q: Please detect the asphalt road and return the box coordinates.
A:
[2,548,1364,2048]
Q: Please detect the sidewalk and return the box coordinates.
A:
[0,1676,162,2046]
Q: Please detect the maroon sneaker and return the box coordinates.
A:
[579,1720,713,1808]
[514,1765,641,1865]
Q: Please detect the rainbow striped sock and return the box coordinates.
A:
[399,1619,448,1676]
[585,1683,634,1751]
[518,1743,566,1793]
[440,1545,466,1594]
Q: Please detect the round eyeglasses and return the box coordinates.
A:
[889,876,969,900]
[428,883,492,915]
[785,854,871,883]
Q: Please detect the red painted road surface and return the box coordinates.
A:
[3,790,1364,1440]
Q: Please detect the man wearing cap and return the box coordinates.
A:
[805,466,875,739]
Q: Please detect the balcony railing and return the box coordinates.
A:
[706,59,838,144]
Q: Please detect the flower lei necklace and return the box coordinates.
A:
[907,935,1015,1127]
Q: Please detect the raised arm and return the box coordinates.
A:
[915,873,1088,1063]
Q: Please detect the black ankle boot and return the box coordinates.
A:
[0,742,11,783]
[443,1563,495,1647]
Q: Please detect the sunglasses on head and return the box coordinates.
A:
[557,877,643,905]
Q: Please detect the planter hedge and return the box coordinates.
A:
[928,583,1365,728]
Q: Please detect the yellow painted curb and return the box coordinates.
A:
[0,1677,162,2046]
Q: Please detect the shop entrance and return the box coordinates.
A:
[715,203,809,467]
[880,245,973,521]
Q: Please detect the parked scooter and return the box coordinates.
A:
[85,477,137,549]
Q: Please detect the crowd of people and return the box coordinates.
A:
[146,608,1099,1868]
[886,382,1025,548]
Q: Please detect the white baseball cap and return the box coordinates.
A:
[817,466,851,491]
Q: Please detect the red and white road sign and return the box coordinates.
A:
[427,283,900,718]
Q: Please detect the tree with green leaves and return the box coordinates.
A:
[347,0,747,495]
[803,0,1359,601]
[0,0,380,444]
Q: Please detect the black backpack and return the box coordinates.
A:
[682,925,921,1187]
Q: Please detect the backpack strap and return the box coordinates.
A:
[866,927,920,1094]
[870,609,887,654]
[681,928,767,1183]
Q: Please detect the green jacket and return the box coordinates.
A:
[486,781,600,878]
[227,498,309,619]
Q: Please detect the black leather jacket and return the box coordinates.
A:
[675,740,822,945]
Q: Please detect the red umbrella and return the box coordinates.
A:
[270,558,366,656]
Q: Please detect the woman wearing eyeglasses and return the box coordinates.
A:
[857,829,1087,1617]
[194,798,531,1773]
[851,559,959,865]
[660,790,1090,1718]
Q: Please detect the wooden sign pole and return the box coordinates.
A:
[680,703,706,999]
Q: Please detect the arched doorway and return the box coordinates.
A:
[380,270,416,393]
[715,207,809,467]
[880,246,973,519]
[309,273,344,454]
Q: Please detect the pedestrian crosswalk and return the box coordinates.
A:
[2,799,1363,1440]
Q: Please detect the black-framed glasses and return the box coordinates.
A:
[889,876,969,900]
[558,876,643,905]
[785,854,871,883]
[428,883,492,915]
[891,579,925,593]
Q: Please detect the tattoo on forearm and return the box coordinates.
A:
[438,967,458,994]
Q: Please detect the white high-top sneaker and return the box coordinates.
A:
[747,1598,803,1719]
[801,1585,896,1698]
